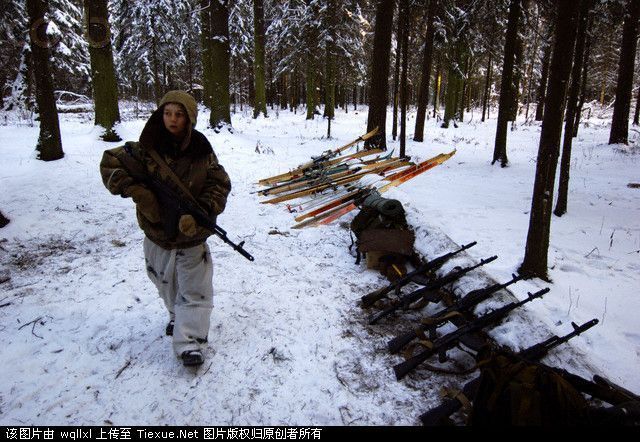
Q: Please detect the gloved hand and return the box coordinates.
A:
[126,185,161,224]
[178,214,198,237]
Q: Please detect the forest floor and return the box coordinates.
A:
[0,104,638,425]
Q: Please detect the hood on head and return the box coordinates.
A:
[159,90,198,127]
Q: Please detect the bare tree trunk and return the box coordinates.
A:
[520,0,581,280]
[634,81,640,125]
[535,36,552,121]
[459,53,469,123]
[210,0,231,128]
[493,0,522,167]
[524,3,541,121]
[433,56,441,118]
[413,0,437,142]
[305,57,315,120]
[27,0,63,161]
[555,0,590,217]
[200,0,213,109]
[573,25,591,136]
[84,0,121,141]
[482,52,492,122]
[609,0,640,144]
[253,0,267,118]
[399,0,409,157]
[366,0,395,150]
[392,5,402,141]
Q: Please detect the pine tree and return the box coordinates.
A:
[27,0,64,161]
[493,0,522,167]
[84,0,121,141]
[366,0,395,150]
[413,0,437,142]
[609,0,640,145]
[520,0,581,280]
[253,0,267,118]
[554,0,591,217]
[209,0,232,128]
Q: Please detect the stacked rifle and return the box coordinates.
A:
[255,127,456,228]
[358,242,639,425]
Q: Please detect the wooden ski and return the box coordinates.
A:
[292,150,456,228]
[258,128,380,185]
[261,158,410,204]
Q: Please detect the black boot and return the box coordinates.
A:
[165,320,174,336]
[181,350,204,366]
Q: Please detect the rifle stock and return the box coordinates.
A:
[368,255,498,325]
[419,318,599,425]
[361,242,477,307]
[394,287,550,380]
[387,273,523,354]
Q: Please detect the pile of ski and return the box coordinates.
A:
[256,127,456,228]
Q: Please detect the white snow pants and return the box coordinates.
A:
[143,237,214,356]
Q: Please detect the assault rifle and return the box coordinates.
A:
[361,242,477,307]
[419,319,600,425]
[368,255,498,325]
[120,146,255,261]
[387,273,524,354]
[394,287,550,380]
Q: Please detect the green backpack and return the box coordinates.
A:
[350,192,415,281]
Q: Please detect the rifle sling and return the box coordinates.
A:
[441,387,473,412]
[147,148,208,214]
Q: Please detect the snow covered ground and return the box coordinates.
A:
[0,104,638,426]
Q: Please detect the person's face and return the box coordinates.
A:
[163,103,188,137]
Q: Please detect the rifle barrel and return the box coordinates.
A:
[361,241,477,307]
[394,287,549,380]
[369,255,498,325]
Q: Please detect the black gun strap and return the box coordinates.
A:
[147,148,208,214]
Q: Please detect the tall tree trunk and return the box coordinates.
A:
[459,53,469,122]
[27,0,63,161]
[609,0,640,144]
[323,0,337,122]
[305,56,315,120]
[573,24,592,136]
[555,0,590,217]
[392,5,403,141]
[399,0,409,157]
[253,0,267,118]
[150,18,162,106]
[535,38,552,121]
[634,82,640,125]
[200,0,213,109]
[84,0,121,141]
[510,1,526,121]
[493,0,522,167]
[524,3,541,121]
[413,0,436,142]
[482,52,492,122]
[433,56,441,118]
[210,0,231,128]
[442,61,460,128]
[366,0,395,150]
[519,0,581,281]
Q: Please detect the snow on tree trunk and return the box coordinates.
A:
[84,0,121,142]
[253,0,267,119]
[27,0,63,162]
